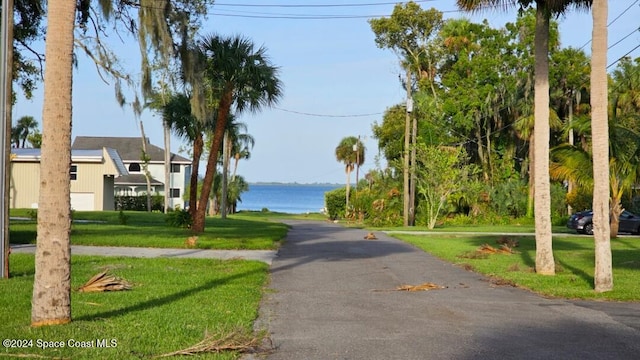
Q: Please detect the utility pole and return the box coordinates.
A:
[1,0,13,278]
[403,67,413,227]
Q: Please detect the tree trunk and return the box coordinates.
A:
[192,90,232,233]
[31,0,76,326]
[189,133,203,219]
[526,133,535,218]
[139,121,152,212]
[591,0,613,293]
[345,165,352,211]
[475,115,489,182]
[403,67,411,226]
[220,131,229,219]
[164,123,171,212]
[533,7,555,275]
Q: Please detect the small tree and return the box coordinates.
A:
[335,136,365,210]
[415,144,472,229]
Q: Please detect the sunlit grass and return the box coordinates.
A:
[9,210,288,250]
[396,233,640,301]
[1,254,269,359]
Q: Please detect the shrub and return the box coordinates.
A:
[115,194,164,212]
[118,210,129,225]
[325,187,347,220]
[27,209,37,220]
[166,209,192,229]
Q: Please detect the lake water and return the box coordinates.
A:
[237,183,342,214]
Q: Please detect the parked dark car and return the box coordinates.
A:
[567,210,640,235]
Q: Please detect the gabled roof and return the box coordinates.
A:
[115,174,163,186]
[11,147,128,177]
[72,136,191,164]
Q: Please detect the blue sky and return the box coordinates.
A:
[12,0,640,184]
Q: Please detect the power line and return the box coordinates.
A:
[212,1,437,8]
[577,0,639,51]
[608,43,640,69]
[609,27,640,51]
[275,107,383,118]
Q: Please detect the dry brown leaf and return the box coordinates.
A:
[153,329,271,358]
[78,271,132,293]
[396,282,446,291]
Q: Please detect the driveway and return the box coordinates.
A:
[253,220,640,360]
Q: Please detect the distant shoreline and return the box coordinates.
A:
[249,182,343,187]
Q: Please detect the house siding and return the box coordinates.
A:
[10,162,40,208]
[11,148,124,211]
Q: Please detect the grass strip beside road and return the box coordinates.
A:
[10,210,288,250]
[2,254,268,359]
[396,233,640,301]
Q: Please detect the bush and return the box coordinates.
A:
[488,179,528,218]
[115,194,164,212]
[118,210,129,225]
[166,209,192,228]
[27,209,37,220]
[325,187,347,220]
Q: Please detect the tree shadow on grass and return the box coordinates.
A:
[74,267,263,322]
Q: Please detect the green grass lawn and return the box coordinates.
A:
[1,254,269,359]
[10,210,288,250]
[395,232,640,301]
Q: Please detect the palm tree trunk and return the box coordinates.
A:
[533,7,555,275]
[346,165,352,210]
[192,91,232,233]
[189,133,203,219]
[164,123,171,212]
[591,0,612,292]
[139,121,152,212]
[31,0,76,326]
[220,130,230,219]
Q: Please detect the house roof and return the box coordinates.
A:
[11,147,128,177]
[115,174,163,186]
[72,136,191,164]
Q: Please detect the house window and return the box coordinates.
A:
[70,165,77,181]
[128,163,141,172]
[170,164,181,173]
[169,188,180,198]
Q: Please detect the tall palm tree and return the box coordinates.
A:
[335,136,366,210]
[31,0,76,326]
[457,0,592,276]
[550,118,640,238]
[590,0,612,292]
[14,115,39,148]
[221,120,254,218]
[189,34,282,233]
[155,92,209,218]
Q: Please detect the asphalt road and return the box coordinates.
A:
[252,220,640,360]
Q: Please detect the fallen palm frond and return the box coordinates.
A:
[153,329,272,358]
[396,282,446,291]
[372,282,446,292]
[78,271,132,293]
[478,243,518,255]
[363,232,377,240]
[496,236,519,248]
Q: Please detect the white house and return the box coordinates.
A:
[72,136,192,209]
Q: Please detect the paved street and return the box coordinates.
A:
[10,244,277,264]
[253,220,640,360]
